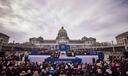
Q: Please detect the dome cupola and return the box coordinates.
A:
[56,26,69,40]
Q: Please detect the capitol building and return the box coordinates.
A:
[29,26,110,51]
[0,26,127,57]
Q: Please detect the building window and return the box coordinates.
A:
[0,39,3,44]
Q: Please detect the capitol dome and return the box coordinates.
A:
[81,36,88,41]
[37,36,44,41]
[56,26,69,40]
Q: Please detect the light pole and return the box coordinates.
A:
[11,41,15,52]
[0,39,3,51]
[124,38,128,52]
[112,41,115,56]
[112,41,115,52]
[0,40,4,52]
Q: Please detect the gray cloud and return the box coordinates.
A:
[0,0,128,43]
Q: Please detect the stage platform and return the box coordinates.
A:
[28,55,98,64]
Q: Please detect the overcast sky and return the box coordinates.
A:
[0,0,128,43]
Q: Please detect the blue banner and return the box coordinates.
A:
[45,57,81,64]
[58,44,70,51]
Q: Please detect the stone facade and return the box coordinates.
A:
[0,33,9,44]
[29,27,109,50]
[116,32,128,45]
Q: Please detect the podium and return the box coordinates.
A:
[45,51,81,64]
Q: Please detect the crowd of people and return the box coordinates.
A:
[0,52,128,76]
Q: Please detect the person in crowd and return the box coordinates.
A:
[0,52,128,76]
[26,69,32,76]
[33,70,39,76]
[20,71,27,76]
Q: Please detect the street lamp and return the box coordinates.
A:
[0,39,4,51]
[124,38,128,52]
[0,42,2,51]
[112,41,115,52]
[11,40,15,53]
